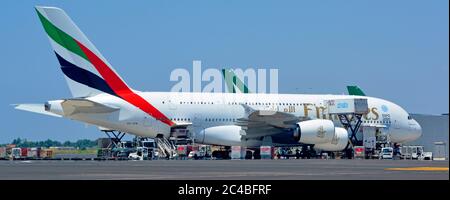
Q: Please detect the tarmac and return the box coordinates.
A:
[0,159,448,180]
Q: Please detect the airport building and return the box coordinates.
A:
[405,114,449,160]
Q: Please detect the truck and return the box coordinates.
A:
[400,145,432,160]
[112,147,134,159]
[141,140,157,159]
[187,145,212,160]
[419,152,433,160]
[411,146,423,159]
[128,147,149,160]
[97,148,112,159]
[380,147,393,159]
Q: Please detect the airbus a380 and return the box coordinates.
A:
[15,6,422,152]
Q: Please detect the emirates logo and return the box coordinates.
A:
[317,126,326,138]
[331,133,338,144]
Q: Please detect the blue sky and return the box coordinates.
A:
[0,0,448,143]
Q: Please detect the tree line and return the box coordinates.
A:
[1,138,98,149]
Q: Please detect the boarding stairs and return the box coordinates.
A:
[155,137,177,159]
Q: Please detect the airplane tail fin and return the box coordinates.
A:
[347,85,366,96]
[222,69,251,93]
[35,6,130,97]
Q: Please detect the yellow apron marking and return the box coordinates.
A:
[385,167,449,171]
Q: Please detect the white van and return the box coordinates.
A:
[380,147,393,159]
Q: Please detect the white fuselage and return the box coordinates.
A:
[64,92,422,147]
[28,6,422,150]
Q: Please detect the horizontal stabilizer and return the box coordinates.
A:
[14,104,61,117]
[61,98,119,116]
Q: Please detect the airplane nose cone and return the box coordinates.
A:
[410,120,422,140]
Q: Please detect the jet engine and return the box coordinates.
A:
[194,125,262,147]
[293,119,336,144]
[314,127,349,151]
[194,125,243,146]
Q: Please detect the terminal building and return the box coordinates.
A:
[405,114,449,160]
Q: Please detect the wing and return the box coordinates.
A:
[236,104,308,139]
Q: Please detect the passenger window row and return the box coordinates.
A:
[179,102,214,105]
[363,120,392,124]
[169,118,238,122]
[170,118,191,122]
[205,118,236,122]
[165,101,316,106]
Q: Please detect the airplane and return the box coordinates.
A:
[15,6,422,152]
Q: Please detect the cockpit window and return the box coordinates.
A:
[407,115,412,120]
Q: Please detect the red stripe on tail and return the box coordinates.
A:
[75,40,174,127]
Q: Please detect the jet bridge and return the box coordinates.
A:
[325,98,369,147]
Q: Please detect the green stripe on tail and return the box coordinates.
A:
[36,8,88,61]
[222,69,251,93]
[347,85,366,96]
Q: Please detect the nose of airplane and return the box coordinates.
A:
[410,119,422,140]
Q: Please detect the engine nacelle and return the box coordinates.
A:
[314,127,349,151]
[194,125,243,146]
[293,119,335,144]
[194,125,262,147]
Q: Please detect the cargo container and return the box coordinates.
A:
[40,149,53,159]
[27,147,41,159]
[97,138,113,149]
[326,98,369,114]
[20,148,28,158]
[260,146,274,159]
[11,148,21,159]
[231,146,246,159]
[0,147,6,159]
[35,147,42,158]
[186,145,198,154]
[27,148,33,158]
[198,145,211,157]
[5,145,16,157]
[353,146,365,159]
[177,145,188,156]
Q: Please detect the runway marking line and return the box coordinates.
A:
[385,167,449,171]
